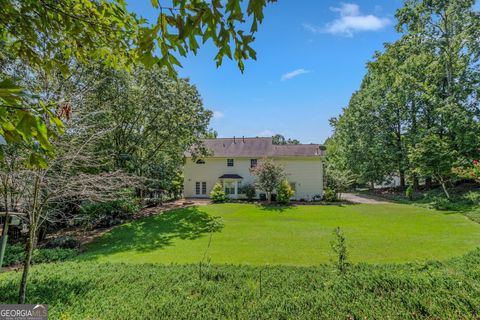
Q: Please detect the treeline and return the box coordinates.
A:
[0,58,213,229]
[328,0,480,197]
[0,0,273,304]
[0,57,212,300]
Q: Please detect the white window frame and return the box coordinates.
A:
[195,181,207,195]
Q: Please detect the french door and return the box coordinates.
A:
[195,182,207,196]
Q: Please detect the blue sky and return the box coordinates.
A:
[127,1,408,143]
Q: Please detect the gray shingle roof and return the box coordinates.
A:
[187,137,324,158]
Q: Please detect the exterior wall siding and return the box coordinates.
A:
[183,157,323,200]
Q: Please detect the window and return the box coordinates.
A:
[196,182,207,195]
[195,182,201,195]
[227,159,234,167]
[250,159,257,168]
[224,182,235,195]
[196,159,205,164]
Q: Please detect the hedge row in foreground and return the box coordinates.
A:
[1,250,480,319]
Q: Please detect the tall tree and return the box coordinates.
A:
[73,64,212,195]
[328,0,480,192]
[1,0,275,153]
[272,134,300,145]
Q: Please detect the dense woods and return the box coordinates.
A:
[328,0,480,196]
[0,0,273,303]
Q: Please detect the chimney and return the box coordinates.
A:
[233,136,236,144]
[242,136,245,143]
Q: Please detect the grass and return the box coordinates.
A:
[2,202,480,319]
[1,251,480,319]
[359,185,480,223]
[81,203,480,265]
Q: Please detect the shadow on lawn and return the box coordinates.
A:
[257,204,293,213]
[258,202,352,213]
[81,207,223,258]
[0,274,95,305]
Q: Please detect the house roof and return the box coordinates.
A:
[187,137,324,158]
[219,174,243,179]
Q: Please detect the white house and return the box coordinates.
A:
[183,137,325,200]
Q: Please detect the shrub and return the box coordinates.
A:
[2,244,78,267]
[323,187,337,202]
[210,183,227,203]
[79,197,140,228]
[45,236,80,249]
[277,180,294,204]
[331,227,348,273]
[405,185,414,200]
[32,248,78,264]
[240,183,256,201]
[3,255,480,318]
[464,191,480,205]
[431,196,451,211]
[3,243,25,267]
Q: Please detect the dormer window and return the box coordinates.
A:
[196,159,205,164]
[227,159,234,167]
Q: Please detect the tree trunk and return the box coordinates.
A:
[0,189,11,268]
[370,181,375,190]
[438,176,450,199]
[399,171,406,190]
[441,182,450,199]
[19,174,40,303]
[18,224,36,304]
[425,177,432,190]
[267,192,271,204]
[413,174,419,191]
[0,222,9,268]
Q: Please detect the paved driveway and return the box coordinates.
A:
[341,193,390,204]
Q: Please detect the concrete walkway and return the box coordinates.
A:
[341,193,390,204]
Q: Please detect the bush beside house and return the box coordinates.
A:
[210,183,227,203]
[323,187,337,202]
[240,184,256,202]
[277,180,294,204]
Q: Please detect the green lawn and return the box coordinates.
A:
[82,203,480,265]
[3,252,480,319]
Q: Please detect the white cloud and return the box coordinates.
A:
[303,3,390,37]
[332,3,360,16]
[281,68,310,81]
[212,111,224,120]
[258,129,274,137]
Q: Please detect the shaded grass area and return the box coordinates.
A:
[81,203,480,265]
[1,251,480,319]
[80,207,223,255]
[359,185,480,223]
